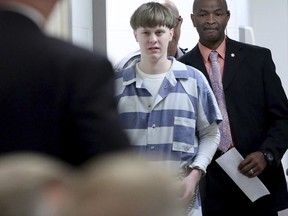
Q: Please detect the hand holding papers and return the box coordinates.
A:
[216,147,270,202]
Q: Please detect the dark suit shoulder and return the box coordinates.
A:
[177,45,206,74]
[43,36,107,63]
[31,36,114,81]
[178,45,198,62]
[226,37,271,54]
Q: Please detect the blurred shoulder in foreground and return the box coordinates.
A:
[0,152,77,216]
[75,152,184,216]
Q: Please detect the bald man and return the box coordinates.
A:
[159,0,183,59]
[114,0,187,72]
[0,0,131,165]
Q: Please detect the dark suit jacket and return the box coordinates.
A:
[0,10,130,166]
[179,37,288,212]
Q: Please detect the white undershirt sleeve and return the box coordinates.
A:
[190,121,220,174]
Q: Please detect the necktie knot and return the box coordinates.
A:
[209,51,218,63]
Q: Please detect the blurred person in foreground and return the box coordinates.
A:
[0,152,76,216]
[115,2,222,215]
[75,152,183,216]
[0,0,131,166]
[178,0,288,215]
[114,0,187,72]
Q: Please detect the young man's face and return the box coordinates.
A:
[134,25,173,61]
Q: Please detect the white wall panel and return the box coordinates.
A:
[71,0,93,51]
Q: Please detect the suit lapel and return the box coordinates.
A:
[223,38,243,89]
[189,46,211,83]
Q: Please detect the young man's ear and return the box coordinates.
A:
[133,31,138,42]
[169,28,174,41]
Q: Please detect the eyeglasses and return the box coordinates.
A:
[175,16,182,27]
[176,16,182,22]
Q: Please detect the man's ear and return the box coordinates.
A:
[226,11,231,23]
[133,31,138,42]
[190,14,196,27]
[169,28,174,41]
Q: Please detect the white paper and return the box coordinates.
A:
[216,147,270,202]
